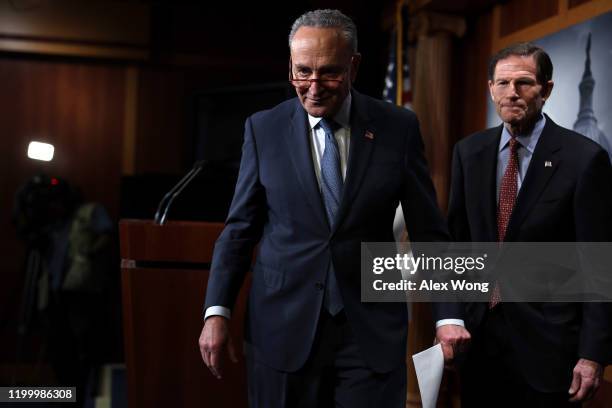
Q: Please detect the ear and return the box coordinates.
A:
[541,80,554,101]
[287,57,292,79]
[488,80,495,101]
[350,53,362,83]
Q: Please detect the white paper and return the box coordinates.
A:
[412,343,444,408]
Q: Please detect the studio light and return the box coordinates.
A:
[27,141,54,162]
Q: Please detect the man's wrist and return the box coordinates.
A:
[435,318,465,329]
[204,306,231,320]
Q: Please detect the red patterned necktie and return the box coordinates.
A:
[490,136,519,308]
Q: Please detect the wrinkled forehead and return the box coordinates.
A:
[290,27,352,60]
[493,55,537,79]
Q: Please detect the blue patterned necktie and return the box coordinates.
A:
[318,118,344,315]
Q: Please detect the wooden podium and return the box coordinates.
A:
[119,220,250,408]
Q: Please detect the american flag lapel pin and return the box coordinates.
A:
[365,130,374,140]
[544,161,552,167]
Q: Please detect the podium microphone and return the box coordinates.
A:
[154,160,207,225]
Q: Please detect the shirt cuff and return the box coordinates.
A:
[435,319,465,328]
[204,306,231,320]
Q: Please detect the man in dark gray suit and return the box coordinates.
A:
[435,42,612,407]
[198,9,450,408]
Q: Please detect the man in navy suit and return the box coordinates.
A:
[198,9,449,407]
[435,43,612,406]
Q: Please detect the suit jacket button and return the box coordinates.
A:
[315,282,324,290]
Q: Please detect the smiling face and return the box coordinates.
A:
[489,54,553,132]
[289,26,360,118]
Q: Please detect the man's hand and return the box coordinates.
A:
[568,358,603,402]
[435,324,471,366]
[198,316,238,379]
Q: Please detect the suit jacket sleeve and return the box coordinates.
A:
[432,143,468,322]
[203,116,266,315]
[397,116,461,322]
[447,143,472,242]
[575,148,612,364]
[399,115,449,243]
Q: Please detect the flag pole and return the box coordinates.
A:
[395,0,404,106]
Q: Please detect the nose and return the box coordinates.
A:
[508,81,519,98]
[308,77,324,95]
[310,81,322,92]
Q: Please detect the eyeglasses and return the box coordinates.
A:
[288,57,352,90]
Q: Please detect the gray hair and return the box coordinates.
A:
[288,9,358,53]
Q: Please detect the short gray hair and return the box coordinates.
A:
[289,9,358,53]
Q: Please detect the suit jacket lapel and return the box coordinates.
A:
[286,100,329,229]
[331,91,375,235]
[466,126,500,242]
[505,116,561,241]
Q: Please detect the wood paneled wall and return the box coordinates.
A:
[492,0,612,51]
[0,57,126,211]
[0,0,149,60]
[499,0,559,36]
[451,12,493,143]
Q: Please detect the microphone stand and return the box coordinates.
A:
[154,160,206,225]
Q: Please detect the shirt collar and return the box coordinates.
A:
[499,113,546,154]
[307,92,352,130]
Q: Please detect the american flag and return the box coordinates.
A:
[382,4,412,110]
